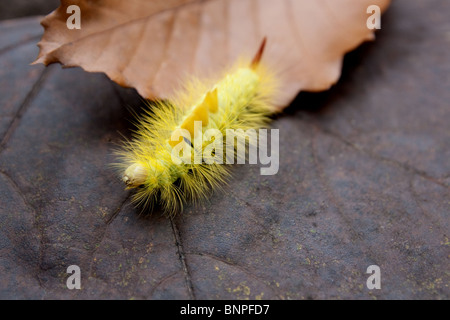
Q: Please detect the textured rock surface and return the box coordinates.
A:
[0,0,449,299]
[0,0,59,21]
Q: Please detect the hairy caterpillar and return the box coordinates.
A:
[115,39,279,215]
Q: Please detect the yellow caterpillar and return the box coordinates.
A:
[115,39,278,215]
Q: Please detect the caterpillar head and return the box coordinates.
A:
[122,158,183,190]
[123,163,147,188]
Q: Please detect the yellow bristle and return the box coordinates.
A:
[114,39,279,215]
[204,88,219,113]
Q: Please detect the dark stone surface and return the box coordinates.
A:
[0,0,59,21]
[0,0,448,299]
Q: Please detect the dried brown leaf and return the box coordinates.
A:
[34,0,390,107]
